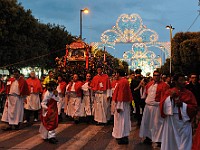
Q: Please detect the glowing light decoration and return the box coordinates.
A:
[101,14,158,45]
[92,13,170,75]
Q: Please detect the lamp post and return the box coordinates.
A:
[80,8,89,39]
[166,25,175,76]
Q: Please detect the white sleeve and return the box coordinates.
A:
[41,91,49,110]
[116,101,124,111]
[107,89,112,97]
[181,103,190,122]
[163,96,173,115]
[82,83,89,92]
[65,84,69,94]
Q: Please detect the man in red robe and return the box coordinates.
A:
[2,69,29,130]
[160,73,197,150]
[24,71,43,123]
[56,75,66,122]
[90,67,112,124]
[112,69,133,145]
[139,71,169,147]
[66,74,83,124]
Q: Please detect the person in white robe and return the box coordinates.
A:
[1,69,29,130]
[66,74,83,123]
[24,71,42,123]
[112,69,133,145]
[82,73,94,123]
[160,73,197,150]
[39,81,59,144]
[139,71,169,147]
[56,75,66,122]
[90,67,112,124]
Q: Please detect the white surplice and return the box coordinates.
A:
[56,84,65,115]
[112,102,131,138]
[161,96,192,150]
[24,93,41,110]
[139,83,164,142]
[1,80,25,125]
[94,90,111,123]
[82,82,94,116]
[67,83,85,117]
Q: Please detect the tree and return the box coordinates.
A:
[0,0,76,72]
[160,32,200,75]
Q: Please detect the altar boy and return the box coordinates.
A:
[39,81,59,144]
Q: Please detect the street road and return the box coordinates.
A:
[0,119,157,150]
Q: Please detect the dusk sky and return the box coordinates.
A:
[18,0,200,58]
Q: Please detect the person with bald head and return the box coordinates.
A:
[24,71,43,123]
[90,67,112,125]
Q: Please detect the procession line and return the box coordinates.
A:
[8,123,73,150]
[57,125,104,150]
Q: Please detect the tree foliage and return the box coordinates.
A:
[160,32,200,75]
[0,0,76,71]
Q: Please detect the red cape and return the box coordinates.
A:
[67,81,83,97]
[192,122,200,150]
[6,77,30,96]
[41,98,58,131]
[160,87,197,119]
[112,77,133,102]
[146,81,169,102]
[26,77,43,93]
[58,81,67,95]
[111,80,118,88]
[90,74,111,91]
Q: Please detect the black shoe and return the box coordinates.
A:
[43,139,49,142]
[58,115,63,122]
[48,138,58,144]
[74,120,79,124]
[143,137,152,145]
[14,125,20,130]
[117,137,129,145]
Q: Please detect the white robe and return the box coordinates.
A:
[67,83,85,117]
[161,96,192,150]
[82,82,94,116]
[1,80,25,125]
[24,93,41,110]
[56,84,65,115]
[112,102,131,138]
[94,91,111,123]
[139,83,164,142]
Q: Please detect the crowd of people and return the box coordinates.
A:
[0,68,200,149]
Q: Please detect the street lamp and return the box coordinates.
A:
[166,25,175,76]
[80,8,89,39]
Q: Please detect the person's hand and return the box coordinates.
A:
[170,91,178,99]
[107,97,111,101]
[174,97,182,107]
[53,90,58,97]
[117,109,122,113]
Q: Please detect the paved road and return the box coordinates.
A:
[0,119,157,150]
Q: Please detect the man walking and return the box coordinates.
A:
[2,69,29,130]
[139,71,169,147]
